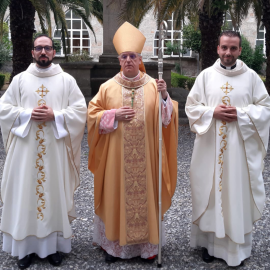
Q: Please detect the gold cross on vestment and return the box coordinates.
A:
[131,89,135,108]
[36,84,49,98]
[220,82,234,95]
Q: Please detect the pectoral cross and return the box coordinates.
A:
[131,89,135,108]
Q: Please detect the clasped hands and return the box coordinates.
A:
[115,79,167,122]
[31,105,55,122]
[213,104,237,122]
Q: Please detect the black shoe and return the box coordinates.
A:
[17,254,35,269]
[202,248,215,263]
[47,252,62,266]
[140,255,156,263]
[105,252,118,263]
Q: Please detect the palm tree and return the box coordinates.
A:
[119,0,225,70]
[120,0,269,82]
[261,0,270,93]
[0,0,103,81]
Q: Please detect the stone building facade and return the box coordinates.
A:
[3,7,265,77]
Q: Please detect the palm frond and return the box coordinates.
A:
[119,0,157,28]
[88,0,103,24]
[66,5,97,41]
[0,0,10,15]
[230,0,252,27]
[252,0,263,29]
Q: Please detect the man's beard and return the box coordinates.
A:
[36,56,53,67]
[220,56,236,67]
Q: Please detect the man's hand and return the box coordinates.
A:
[115,106,135,122]
[213,104,237,122]
[31,105,55,122]
[155,79,168,100]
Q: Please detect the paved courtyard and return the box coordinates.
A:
[0,126,269,269]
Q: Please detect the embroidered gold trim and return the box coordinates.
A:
[122,85,148,244]
[113,73,151,89]
[36,84,49,98]
[218,82,233,194]
[35,85,50,220]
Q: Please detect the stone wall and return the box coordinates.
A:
[240,8,257,48]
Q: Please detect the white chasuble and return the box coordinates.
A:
[0,64,86,250]
[186,59,270,266]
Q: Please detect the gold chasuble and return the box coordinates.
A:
[87,72,178,246]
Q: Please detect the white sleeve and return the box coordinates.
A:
[114,120,118,129]
[162,99,167,107]
[52,110,69,139]
[11,109,32,138]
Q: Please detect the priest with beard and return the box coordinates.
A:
[87,22,178,262]
[0,34,87,269]
[186,30,270,266]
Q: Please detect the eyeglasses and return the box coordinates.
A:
[34,46,53,52]
[118,53,139,60]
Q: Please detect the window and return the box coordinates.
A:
[256,24,266,54]
[223,12,241,32]
[53,10,91,55]
[153,14,191,57]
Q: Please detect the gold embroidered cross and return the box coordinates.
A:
[36,84,49,98]
[131,89,135,108]
[220,82,234,95]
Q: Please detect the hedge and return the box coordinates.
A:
[0,74,5,90]
[171,72,196,91]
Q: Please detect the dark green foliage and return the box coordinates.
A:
[251,45,265,74]
[165,41,187,56]
[171,73,187,88]
[1,22,12,50]
[182,24,201,55]
[171,73,196,91]
[0,43,11,68]
[0,74,5,89]
[239,36,253,67]
[0,22,12,69]
[239,36,265,74]
[186,77,196,90]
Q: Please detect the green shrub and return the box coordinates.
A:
[172,73,187,88]
[65,50,91,62]
[171,72,196,90]
[186,77,196,90]
[0,74,5,90]
[251,45,265,74]
[0,43,11,69]
[2,72,10,83]
[239,36,265,74]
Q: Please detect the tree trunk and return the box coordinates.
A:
[262,0,270,94]
[9,0,35,82]
[199,1,224,70]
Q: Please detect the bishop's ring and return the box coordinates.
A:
[125,115,128,119]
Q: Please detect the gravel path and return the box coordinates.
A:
[0,126,269,270]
